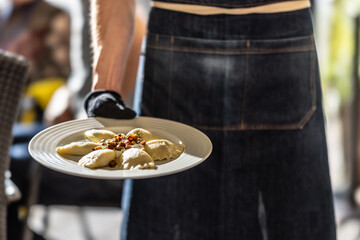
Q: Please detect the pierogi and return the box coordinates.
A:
[56,142,99,156]
[56,128,185,170]
[145,139,185,161]
[84,129,117,142]
[78,149,116,169]
[119,148,155,170]
[126,128,159,142]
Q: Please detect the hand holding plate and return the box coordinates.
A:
[84,90,136,119]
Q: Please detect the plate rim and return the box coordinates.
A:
[28,116,213,179]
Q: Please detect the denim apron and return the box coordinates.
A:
[122,2,336,240]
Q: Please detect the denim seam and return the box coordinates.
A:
[157,0,302,8]
[186,122,302,131]
[148,32,314,43]
[143,35,316,131]
[146,45,315,55]
[182,47,317,131]
[168,36,174,118]
[296,42,316,129]
[241,40,250,129]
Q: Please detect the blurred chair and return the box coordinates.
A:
[0,50,28,240]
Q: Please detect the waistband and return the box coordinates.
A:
[148,8,314,40]
[152,0,311,15]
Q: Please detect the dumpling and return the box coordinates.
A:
[78,149,116,169]
[126,128,159,142]
[119,148,155,170]
[56,141,99,156]
[84,129,116,143]
[144,139,184,161]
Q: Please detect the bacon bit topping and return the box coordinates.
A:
[109,160,116,168]
[95,132,144,152]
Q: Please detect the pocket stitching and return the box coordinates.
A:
[146,44,315,55]
[240,40,251,129]
[167,36,175,119]
[144,34,317,131]
[241,37,316,130]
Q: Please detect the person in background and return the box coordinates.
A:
[0,1,70,239]
[86,0,337,239]
[0,0,71,123]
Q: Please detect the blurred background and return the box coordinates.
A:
[1,0,360,239]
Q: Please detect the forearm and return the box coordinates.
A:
[90,0,136,92]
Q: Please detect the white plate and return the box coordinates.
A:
[28,117,212,179]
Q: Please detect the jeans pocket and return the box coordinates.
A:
[231,36,317,130]
[241,35,316,130]
[142,33,316,131]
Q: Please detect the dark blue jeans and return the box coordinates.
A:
[123,7,336,240]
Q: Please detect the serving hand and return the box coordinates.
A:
[84,90,136,119]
